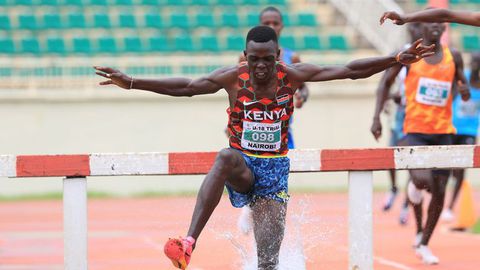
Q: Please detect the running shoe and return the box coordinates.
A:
[415,245,439,265]
[441,209,455,222]
[382,187,398,211]
[399,205,409,225]
[164,236,195,270]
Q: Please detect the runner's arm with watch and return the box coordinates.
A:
[94,66,237,97]
[287,39,434,86]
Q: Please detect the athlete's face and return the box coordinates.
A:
[422,22,445,44]
[260,11,283,38]
[244,40,280,84]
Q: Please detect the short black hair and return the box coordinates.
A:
[246,25,278,47]
[260,6,283,21]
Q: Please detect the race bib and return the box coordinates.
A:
[416,77,451,107]
[241,121,281,151]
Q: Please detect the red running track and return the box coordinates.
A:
[0,192,479,270]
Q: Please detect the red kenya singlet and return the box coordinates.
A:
[227,61,295,157]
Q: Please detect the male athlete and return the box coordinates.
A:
[443,52,480,221]
[237,6,310,235]
[380,8,480,27]
[374,23,422,220]
[371,22,470,264]
[95,26,433,270]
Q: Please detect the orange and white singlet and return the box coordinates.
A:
[227,61,294,157]
[403,47,456,134]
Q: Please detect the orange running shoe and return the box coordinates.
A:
[164,236,195,269]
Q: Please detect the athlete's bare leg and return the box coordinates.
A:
[410,169,449,245]
[252,198,287,270]
[449,169,465,210]
[187,148,254,243]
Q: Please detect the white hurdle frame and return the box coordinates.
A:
[2,145,478,270]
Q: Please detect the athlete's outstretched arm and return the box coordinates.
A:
[289,39,434,83]
[451,49,471,101]
[370,65,403,140]
[380,9,480,26]
[94,66,236,97]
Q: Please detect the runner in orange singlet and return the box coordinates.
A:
[371,22,470,265]
[96,26,433,270]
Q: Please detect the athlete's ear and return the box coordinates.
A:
[277,48,281,60]
[243,50,247,58]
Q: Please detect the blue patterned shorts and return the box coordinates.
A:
[225,150,290,208]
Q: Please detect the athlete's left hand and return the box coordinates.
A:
[396,39,436,65]
[380,11,406,25]
[458,80,471,101]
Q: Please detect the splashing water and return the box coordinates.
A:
[210,197,334,270]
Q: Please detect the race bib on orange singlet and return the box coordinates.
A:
[241,121,281,152]
[415,77,452,107]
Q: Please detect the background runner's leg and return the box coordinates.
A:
[422,173,449,245]
[450,169,465,210]
[252,198,287,270]
[187,149,253,241]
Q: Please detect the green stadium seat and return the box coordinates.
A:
[240,0,260,4]
[43,14,62,29]
[124,36,143,52]
[297,13,317,26]
[0,15,11,30]
[0,37,15,54]
[246,12,258,27]
[18,14,37,30]
[280,35,295,50]
[39,0,59,5]
[93,13,111,28]
[302,35,322,50]
[14,0,34,5]
[282,14,292,26]
[216,0,236,4]
[265,0,286,4]
[415,0,427,4]
[173,34,194,51]
[191,0,211,5]
[196,12,215,28]
[0,0,7,5]
[115,0,133,4]
[46,37,66,54]
[166,0,186,5]
[170,13,189,28]
[21,37,40,54]
[118,13,136,28]
[72,37,92,53]
[463,35,480,51]
[97,36,117,53]
[64,0,84,5]
[145,13,164,28]
[199,35,219,51]
[328,34,349,50]
[68,13,86,28]
[0,67,12,77]
[141,0,160,4]
[222,12,239,27]
[148,36,170,52]
[90,0,108,5]
[226,34,243,51]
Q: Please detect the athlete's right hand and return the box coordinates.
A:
[371,118,382,141]
[94,66,133,89]
[380,11,406,25]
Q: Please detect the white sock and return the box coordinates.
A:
[408,181,423,204]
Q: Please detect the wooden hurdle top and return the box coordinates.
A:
[1,145,479,178]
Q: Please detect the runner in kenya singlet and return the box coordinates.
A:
[403,46,456,134]
[227,61,295,157]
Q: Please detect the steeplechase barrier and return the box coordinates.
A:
[1,145,479,270]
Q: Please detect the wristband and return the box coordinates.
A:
[129,76,134,89]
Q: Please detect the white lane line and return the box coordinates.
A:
[337,245,414,270]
